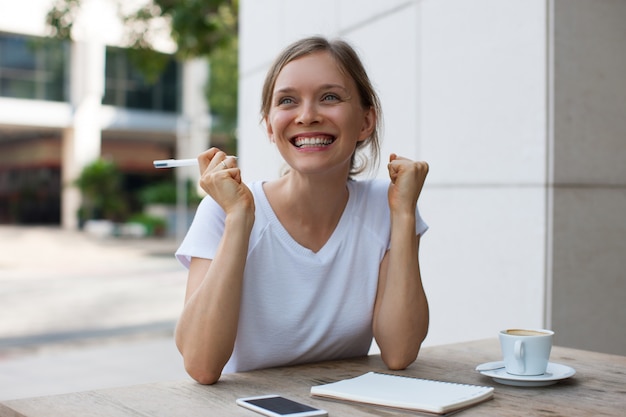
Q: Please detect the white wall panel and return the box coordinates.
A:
[420,0,547,185]
[420,186,546,346]
[239,0,285,75]
[337,0,414,32]
[282,0,340,43]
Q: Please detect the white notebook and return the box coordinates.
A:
[310,372,494,415]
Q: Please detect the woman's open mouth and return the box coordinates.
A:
[292,136,335,148]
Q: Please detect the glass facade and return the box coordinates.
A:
[0,32,67,101]
[0,33,179,111]
[103,47,179,112]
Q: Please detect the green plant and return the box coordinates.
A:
[75,159,129,222]
[139,181,177,205]
[139,179,202,206]
[127,213,167,236]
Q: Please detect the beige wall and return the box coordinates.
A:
[550,0,626,355]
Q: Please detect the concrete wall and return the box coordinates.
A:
[238,0,626,354]
[550,0,626,355]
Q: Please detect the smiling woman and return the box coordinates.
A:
[264,49,376,178]
[173,36,431,385]
[261,37,382,178]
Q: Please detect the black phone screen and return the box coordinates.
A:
[245,396,318,414]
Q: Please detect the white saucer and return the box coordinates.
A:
[476,361,576,387]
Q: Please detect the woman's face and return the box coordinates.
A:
[265,51,375,177]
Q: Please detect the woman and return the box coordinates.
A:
[175,36,430,384]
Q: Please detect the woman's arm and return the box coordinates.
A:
[373,154,429,370]
[174,148,255,384]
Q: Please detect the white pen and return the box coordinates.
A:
[153,157,237,169]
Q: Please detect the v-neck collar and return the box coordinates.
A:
[254,181,355,259]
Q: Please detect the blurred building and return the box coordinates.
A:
[238,0,626,356]
[0,0,210,228]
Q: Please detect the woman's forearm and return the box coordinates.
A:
[374,212,429,369]
[175,212,253,384]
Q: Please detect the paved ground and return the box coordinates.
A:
[0,226,191,401]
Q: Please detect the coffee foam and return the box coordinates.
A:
[505,329,550,337]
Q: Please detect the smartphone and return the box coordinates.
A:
[236,394,328,417]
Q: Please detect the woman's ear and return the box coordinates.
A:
[358,107,376,142]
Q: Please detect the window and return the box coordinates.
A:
[103,47,179,112]
[0,33,67,101]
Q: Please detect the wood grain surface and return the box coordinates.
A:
[1,339,624,416]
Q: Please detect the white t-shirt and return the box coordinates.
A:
[176,179,428,373]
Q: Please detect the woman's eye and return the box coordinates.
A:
[278,97,294,105]
[322,94,339,102]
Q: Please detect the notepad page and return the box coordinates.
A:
[310,372,494,414]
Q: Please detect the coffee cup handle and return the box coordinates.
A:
[514,339,525,373]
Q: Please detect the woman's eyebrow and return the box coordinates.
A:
[274,84,349,95]
[318,83,349,92]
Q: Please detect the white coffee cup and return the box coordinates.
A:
[499,329,554,376]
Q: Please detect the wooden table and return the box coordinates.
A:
[1,339,624,416]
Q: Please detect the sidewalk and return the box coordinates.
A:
[0,226,191,401]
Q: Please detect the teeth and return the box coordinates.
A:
[294,137,334,148]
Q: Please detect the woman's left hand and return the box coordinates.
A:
[387,153,429,214]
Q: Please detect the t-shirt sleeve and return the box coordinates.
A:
[369,178,429,237]
[175,195,226,269]
[415,205,428,237]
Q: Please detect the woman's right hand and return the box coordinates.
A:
[198,148,255,218]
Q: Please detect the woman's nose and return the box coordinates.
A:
[295,101,321,125]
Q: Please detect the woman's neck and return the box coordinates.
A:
[263,173,350,252]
